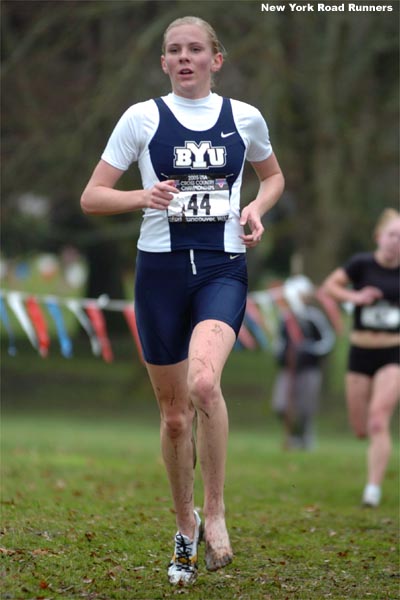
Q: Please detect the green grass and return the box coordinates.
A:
[1,414,399,600]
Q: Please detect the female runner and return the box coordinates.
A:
[323,209,400,507]
[81,16,284,584]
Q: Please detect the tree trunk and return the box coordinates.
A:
[84,239,127,333]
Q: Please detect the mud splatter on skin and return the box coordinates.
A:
[191,356,207,368]
[211,323,224,337]
[154,383,176,406]
[183,492,193,506]
[191,355,215,377]
[191,434,197,468]
[203,518,233,571]
[172,441,178,460]
[205,543,233,571]
[198,407,210,419]
[165,382,177,406]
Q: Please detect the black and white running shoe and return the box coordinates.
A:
[167,510,202,585]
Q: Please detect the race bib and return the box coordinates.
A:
[167,174,230,223]
[360,302,400,330]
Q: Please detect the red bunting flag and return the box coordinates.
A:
[122,305,144,364]
[26,296,50,357]
[283,310,304,345]
[238,323,258,350]
[85,303,114,363]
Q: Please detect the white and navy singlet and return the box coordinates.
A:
[101,92,272,253]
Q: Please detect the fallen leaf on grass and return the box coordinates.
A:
[56,585,75,594]
[54,479,67,490]
[304,504,320,513]
[0,547,16,555]
[36,531,52,540]
[101,556,119,565]
[107,565,124,580]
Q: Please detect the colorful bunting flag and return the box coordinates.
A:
[123,305,144,363]
[45,298,73,358]
[7,291,38,350]
[66,299,101,357]
[242,313,269,349]
[237,323,258,350]
[86,303,113,363]
[26,296,50,357]
[0,295,17,355]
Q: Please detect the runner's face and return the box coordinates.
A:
[376,218,400,264]
[161,25,223,99]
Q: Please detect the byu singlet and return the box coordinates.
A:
[101,93,272,253]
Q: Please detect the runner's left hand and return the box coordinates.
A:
[239,204,264,247]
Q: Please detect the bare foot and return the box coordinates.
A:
[204,517,233,571]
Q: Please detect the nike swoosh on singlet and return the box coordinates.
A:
[221,131,235,138]
[230,254,240,260]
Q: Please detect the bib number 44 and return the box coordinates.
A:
[187,193,211,216]
[167,174,230,223]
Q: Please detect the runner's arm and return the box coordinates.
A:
[239,153,284,247]
[81,159,177,215]
[322,268,382,306]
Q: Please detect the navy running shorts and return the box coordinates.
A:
[134,249,248,365]
[348,344,400,377]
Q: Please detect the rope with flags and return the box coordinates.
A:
[0,277,344,363]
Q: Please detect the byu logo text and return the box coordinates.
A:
[174,141,226,169]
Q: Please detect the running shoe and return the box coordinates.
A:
[168,510,202,585]
[362,484,381,507]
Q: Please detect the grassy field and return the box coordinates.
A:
[2,259,399,598]
[1,413,399,600]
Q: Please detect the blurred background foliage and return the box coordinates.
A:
[1,0,398,298]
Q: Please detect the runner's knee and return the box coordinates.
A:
[162,411,194,439]
[188,372,220,413]
[368,411,388,436]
